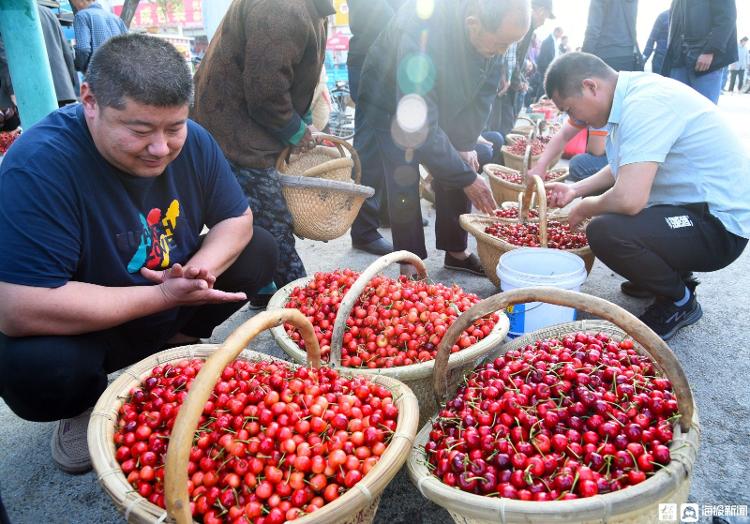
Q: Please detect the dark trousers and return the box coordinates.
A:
[652,53,666,76]
[587,204,747,300]
[728,70,745,92]
[348,63,362,103]
[351,112,388,245]
[0,487,8,524]
[601,54,643,72]
[351,117,470,258]
[0,227,278,422]
[496,91,518,139]
[233,166,306,287]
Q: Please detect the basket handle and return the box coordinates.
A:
[314,133,362,184]
[164,309,321,524]
[329,251,428,367]
[520,135,533,180]
[432,287,695,433]
[514,116,538,135]
[275,133,362,185]
[520,174,548,247]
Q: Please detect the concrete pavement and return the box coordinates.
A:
[2,95,749,523]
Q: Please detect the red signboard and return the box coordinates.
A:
[114,0,203,29]
[326,32,350,51]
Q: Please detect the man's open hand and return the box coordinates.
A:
[140,263,246,306]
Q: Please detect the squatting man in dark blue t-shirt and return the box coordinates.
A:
[0,34,279,474]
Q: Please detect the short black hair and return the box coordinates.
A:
[86,33,193,109]
[467,0,530,33]
[544,52,616,99]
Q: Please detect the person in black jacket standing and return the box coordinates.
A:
[661,0,737,104]
[347,0,405,103]
[351,0,530,276]
[582,0,642,72]
[348,0,407,254]
[532,26,562,100]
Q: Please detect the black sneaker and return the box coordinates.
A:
[248,294,272,311]
[621,274,700,299]
[638,291,703,341]
[444,253,485,276]
[352,237,394,256]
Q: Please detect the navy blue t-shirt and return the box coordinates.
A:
[0,104,248,294]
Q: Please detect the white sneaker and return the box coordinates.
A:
[50,408,93,474]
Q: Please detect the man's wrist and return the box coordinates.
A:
[462,173,479,189]
[150,280,174,309]
[570,182,583,199]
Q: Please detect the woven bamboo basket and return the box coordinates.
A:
[498,197,569,223]
[267,251,510,428]
[277,134,374,241]
[279,175,374,241]
[276,134,358,183]
[407,287,699,524]
[89,309,419,524]
[510,116,537,137]
[460,175,595,286]
[485,163,568,205]
[501,133,562,172]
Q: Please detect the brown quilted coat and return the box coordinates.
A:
[191,0,334,169]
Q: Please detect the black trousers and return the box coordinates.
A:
[587,204,747,300]
[728,70,745,92]
[350,116,470,258]
[601,54,644,73]
[487,91,517,139]
[0,227,278,422]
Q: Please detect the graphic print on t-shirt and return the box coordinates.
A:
[127,200,181,273]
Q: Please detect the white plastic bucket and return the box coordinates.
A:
[497,248,587,338]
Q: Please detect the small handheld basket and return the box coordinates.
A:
[276,134,358,183]
[276,134,375,241]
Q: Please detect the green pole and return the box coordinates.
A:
[0,0,58,128]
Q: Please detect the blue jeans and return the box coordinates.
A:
[475,131,504,169]
[670,67,723,105]
[569,153,608,182]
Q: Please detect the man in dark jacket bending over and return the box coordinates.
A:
[351,0,531,276]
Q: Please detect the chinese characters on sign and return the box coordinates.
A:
[659,503,749,522]
[113,0,204,29]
